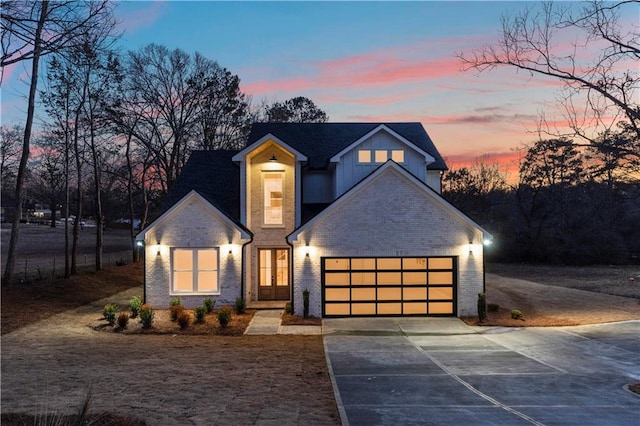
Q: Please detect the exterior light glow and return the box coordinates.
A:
[306,244,310,257]
[469,240,473,255]
[269,154,278,162]
[136,240,144,247]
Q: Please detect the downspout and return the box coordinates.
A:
[286,237,295,313]
[240,235,253,302]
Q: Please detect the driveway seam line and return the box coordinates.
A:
[406,334,547,426]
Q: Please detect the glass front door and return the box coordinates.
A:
[258,248,290,300]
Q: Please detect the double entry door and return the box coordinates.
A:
[258,248,290,300]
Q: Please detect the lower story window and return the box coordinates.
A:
[172,248,219,294]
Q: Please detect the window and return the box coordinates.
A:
[358,150,371,163]
[264,172,283,225]
[374,150,387,163]
[391,150,405,163]
[172,248,219,294]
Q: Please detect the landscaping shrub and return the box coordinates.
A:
[488,303,500,312]
[129,295,142,318]
[170,297,182,306]
[303,289,310,318]
[103,303,119,326]
[477,292,486,321]
[139,304,154,328]
[284,302,293,315]
[117,312,129,329]
[511,309,523,319]
[170,304,185,321]
[235,297,246,314]
[203,298,215,313]
[177,310,191,329]
[217,307,232,328]
[194,306,207,323]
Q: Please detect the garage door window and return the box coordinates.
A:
[323,256,456,316]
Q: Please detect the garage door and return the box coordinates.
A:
[322,256,456,317]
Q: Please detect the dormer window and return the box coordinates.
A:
[264,172,283,225]
[357,149,405,164]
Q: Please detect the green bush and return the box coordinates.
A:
[170,297,182,307]
[117,312,129,329]
[487,303,500,312]
[177,310,191,330]
[139,304,154,329]
[203,298,215,313]
[170,304,184,321]
[511,309,523,319]
[129,296,142,318]
[284,302,293,315]
[103,303,119,326]
[217,307,232,328]
[235,297,246,315]
[194,306,207,323]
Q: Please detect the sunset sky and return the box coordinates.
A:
[2,1,632,174]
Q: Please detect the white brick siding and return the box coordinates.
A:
[289,165,485,318]
[142,194,245,309]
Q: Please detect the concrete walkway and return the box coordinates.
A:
[244,309,322,335]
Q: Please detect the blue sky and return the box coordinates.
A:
[3,1,624,172]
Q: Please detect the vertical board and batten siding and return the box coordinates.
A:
[302,171,333,203]
[144,196,244,309]
[290,166,484,318]
[334,130,428,198]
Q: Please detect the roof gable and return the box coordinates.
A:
[288,161,490,242]
[232,133,308,162]
[137,190,251,241]
[328,124,435,165]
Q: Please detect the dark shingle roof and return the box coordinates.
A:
[162,150,242,224]
[247,122,448,170]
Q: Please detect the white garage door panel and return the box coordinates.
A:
[322,256,456,317]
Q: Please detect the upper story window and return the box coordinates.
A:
[263,172,283,225]
[357,149,405,164]
[172,248,219,294]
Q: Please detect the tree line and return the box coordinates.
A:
[443,124,640,265]
[1,1,327,284]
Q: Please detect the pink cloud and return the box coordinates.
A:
[117,1,167,34]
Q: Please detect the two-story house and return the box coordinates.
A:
[136,122,492,318]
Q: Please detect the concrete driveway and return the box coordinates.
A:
[323,318,640,426]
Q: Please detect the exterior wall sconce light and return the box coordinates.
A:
[228,241,233,255]
[469,239,473,255]
[136,240,144,248]
[156,241,161,256]
[305,244,310,257]
[269,154,278,162]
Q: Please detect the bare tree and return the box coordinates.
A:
[30,135,65,227]
[459,1,639,144]
[2,0,116,284]
[0,124,22,196]
[262,96,329,123]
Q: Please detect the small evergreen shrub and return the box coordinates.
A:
[129,296,142,318]
[103,303,119,326]
[203,298,215,313]
[235,297,246,314]
[217,307,232,328]
[487,303,500,313]
[511,309,523,319]
[117,312,129,329]
[170,297,182,307]
[477,292,487,321]
[177,310,191,329]
[303,289,310,318]
[284,302,293,315]
[139,304,154,329]
[194,306,207,323]
[170,304,185,321]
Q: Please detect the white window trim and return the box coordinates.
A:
[170,247,221,295]
[262,171,285,227]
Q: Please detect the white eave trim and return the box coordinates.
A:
[135,190,252,241]
[231,133,308,162]
[329,124,435,165]
[288,161,492,242]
